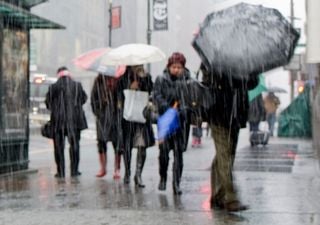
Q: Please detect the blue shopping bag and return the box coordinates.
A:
[157,108,180,140]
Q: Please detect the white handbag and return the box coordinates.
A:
[123,89,149,123]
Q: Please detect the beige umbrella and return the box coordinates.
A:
[101,43,166,66]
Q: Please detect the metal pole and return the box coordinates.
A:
[290,0,295,101]
[147,0,152,73]
[108,0,113,47]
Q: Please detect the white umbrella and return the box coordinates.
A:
[101,43,166,66]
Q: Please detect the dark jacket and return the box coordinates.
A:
[45,76,88,133]
[248,94,266,123]
[153,68,192,145]
[91,74,119,142]
[201,69,259,129]
[117,67,155,148]
[153,68,192,115]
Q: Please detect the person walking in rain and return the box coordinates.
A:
[264,92,280,136]
[45,66,88,178]
[153,52,192,195]
[200,63,258,211]
[117,65,155,187]
[248,93,266,132]
[91,74,122,179]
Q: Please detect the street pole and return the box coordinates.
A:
[108,0,113,47]
[290,0,296,101]
[147,0,152,73]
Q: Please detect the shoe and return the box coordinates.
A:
[173,186,182,195]
[134,175,145,188]
[54,173,65,178]
[71,171,82,177]
[158,178,166,191]
[224,200,248,212]
[113,170,121,179]
[96,170,106,178]
[210,196,224,209]
[124,174,130,184]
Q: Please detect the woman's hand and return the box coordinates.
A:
[172,101,179,109]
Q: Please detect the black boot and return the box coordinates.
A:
[158,177,167,191]
[123,147,131,184]
[173,181,182,195]
[124,170,130,184]
[134,148,146,188]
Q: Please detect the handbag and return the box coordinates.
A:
[157,108,180,140]
[41,120,53,139]
[123,89,149,123]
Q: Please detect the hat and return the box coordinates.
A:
[167,52,186,68]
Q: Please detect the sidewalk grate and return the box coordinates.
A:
[234,144,298,173]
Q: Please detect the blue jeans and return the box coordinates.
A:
[266,113,276,136]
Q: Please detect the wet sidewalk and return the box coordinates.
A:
[0,128,319,225]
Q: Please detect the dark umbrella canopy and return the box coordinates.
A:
[192,3,300,79]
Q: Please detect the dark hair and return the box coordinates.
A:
[57,66,68,74]
[167,52,186,68]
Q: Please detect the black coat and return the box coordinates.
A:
[201,69,259,129]
[45,76,88,133]
[91,75,119,142]
[153,68,192,147]
[117,68,155,148]
[248,94,266,123]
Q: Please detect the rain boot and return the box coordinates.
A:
[158,176,167,191]
[134,148,146,188]
[96,152,106,177]
[123,150,131,184]
[113,154,121,179]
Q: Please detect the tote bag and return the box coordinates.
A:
[123,89,149,123]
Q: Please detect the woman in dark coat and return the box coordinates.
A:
[153,52,192,195]
[117,65,155,187]
[91,74,122,179]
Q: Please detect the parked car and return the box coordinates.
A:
[29,73,57,125]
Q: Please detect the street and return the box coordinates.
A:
[0,126,319,225]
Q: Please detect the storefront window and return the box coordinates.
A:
[1,28,28,139]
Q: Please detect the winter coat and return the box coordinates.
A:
[117,67,155,148]
[201,68,259,129]
[91,74,119,143]
[248,94,266,123]
[264,93,280,114]
[153,68,192,146]
[45,76,88,133]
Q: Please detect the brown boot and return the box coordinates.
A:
[96,153,106,177]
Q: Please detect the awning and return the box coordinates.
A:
[0,1,65,29]
[20,0,48,8]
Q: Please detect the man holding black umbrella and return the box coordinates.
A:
[193,2,299,212]
[201,64,258,212]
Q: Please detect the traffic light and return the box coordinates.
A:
[297,80,304,94]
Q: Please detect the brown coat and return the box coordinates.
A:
[264,93,280,114]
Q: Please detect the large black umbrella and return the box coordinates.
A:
[192,3,300,79]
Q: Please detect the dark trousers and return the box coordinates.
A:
[53,129,81,176]
[159,133,184,186]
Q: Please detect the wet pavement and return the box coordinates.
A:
[0,126,319,225]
